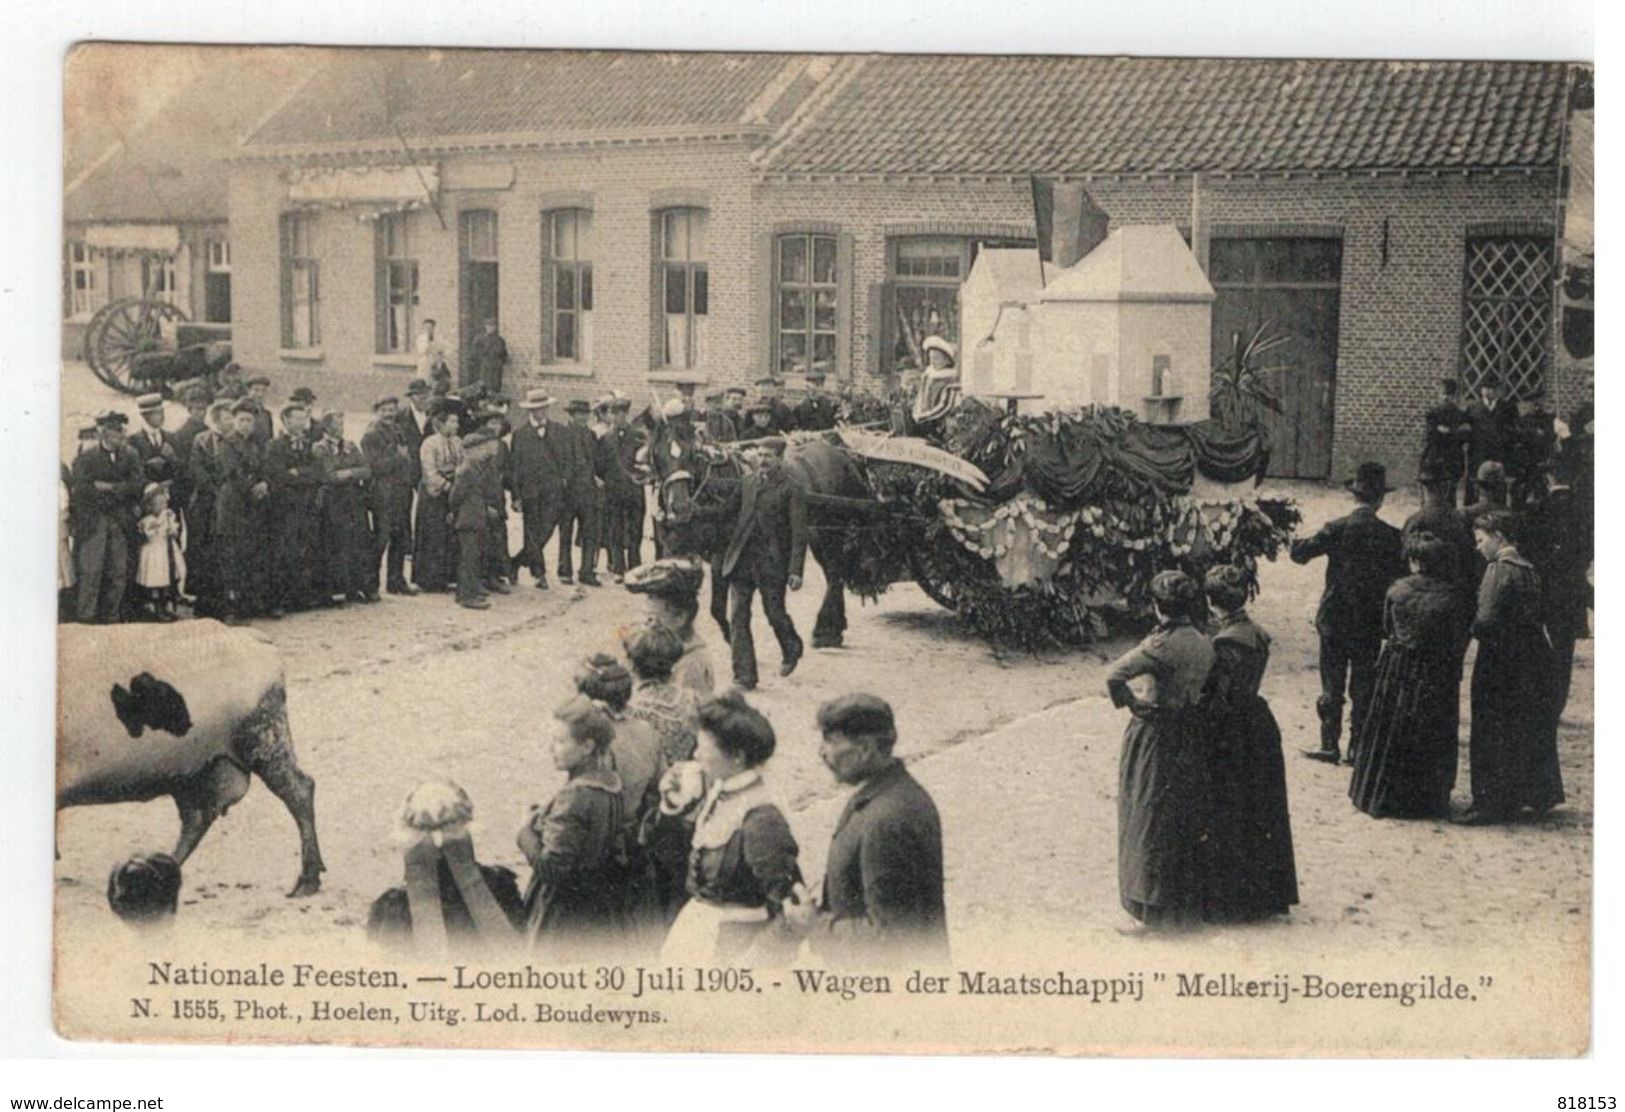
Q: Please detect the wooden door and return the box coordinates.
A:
[1210,238,1342,479]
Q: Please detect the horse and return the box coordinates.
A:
[646,420,871,650]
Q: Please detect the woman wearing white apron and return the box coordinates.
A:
[660,691,802,966]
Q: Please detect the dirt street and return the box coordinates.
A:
[55,366,1592,963]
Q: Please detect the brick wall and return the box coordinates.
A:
[231,152,1564,484]
[229,139,760,411]
[754,171,1565,483]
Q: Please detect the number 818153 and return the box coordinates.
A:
[1559,1099,1616,1109]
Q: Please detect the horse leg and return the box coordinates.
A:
[811,555,847,649]
[171,757,252,864]
[709,552,731,642]
[237,688,325,898]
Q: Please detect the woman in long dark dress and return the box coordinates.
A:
[1105,570,1215,930]
[1199,566,1298,920]
[1349,533,1470,819]
[412,404,462,592]
[1458,511,1565,824]
[518,697,629,957]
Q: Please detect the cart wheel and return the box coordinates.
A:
[906,542,963,613]
[85,298,186,394]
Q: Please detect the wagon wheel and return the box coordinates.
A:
[905,539,965,613]
[85,297,186,394]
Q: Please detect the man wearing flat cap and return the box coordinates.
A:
[795,369,839,432]
[1290,461,1405,764]
[363,395,419,596]
[593,393,646,580]
[703,389,738,445]
[68,411,145,623]
[562,399,603,585]
[784,693,948,966]
[242,376,274,447]
[264,402,324,614]
[216,399,275,618]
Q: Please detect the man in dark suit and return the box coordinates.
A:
[242,376,275,447]
[1419,378,1470,507]
[69,411,145,623]
[755,376,795,434]
[794,369,840,432]
[561,399,602,586]
[507,390,572,589]
[596,393,646,580]
[168,386,212,524]
[719,437,808,689]
[1510,396,1558,507]
[785,693,949,967]
[129,393,182,486]
[703,389,738,444]
[362,395,419,596]
[263,402,324,615]
[1463,377,1517,504]
[1290,461,1405,764]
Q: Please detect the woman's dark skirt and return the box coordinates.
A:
[1118,708,1206,926]
[412,492,453,591]
[1203,694,1299,920]
[1350,642,1461,819]
[1469,632,1565,817]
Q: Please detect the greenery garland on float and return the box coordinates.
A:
[827,324,1302,648]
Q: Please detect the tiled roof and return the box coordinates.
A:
[65,47,313,224]
[757,56,1575,177]
[245,50,804,149]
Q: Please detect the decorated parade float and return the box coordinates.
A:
[821,222,1301,647]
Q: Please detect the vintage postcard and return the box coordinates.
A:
[54,43,1594,1055]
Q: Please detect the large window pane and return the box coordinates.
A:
[812,333,836,375]
[780,235,808,283]
[556,312,576,361]
[580,265,593,312]
[556,267,576,311]
[780,331,807,375]
[813,235,837,284]
[692,266,708,316]
[665,266,687,314]
[814,288,837,331]
[780,289,807,331]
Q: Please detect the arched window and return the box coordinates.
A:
[542,208,593,364]
[656,207,708,369]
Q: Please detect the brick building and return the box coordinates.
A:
[227,52,1580,481]
[63,49,310,358]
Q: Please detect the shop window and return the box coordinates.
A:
[656,207,708,369]
[543,208,594,364]
[281,213,320,348]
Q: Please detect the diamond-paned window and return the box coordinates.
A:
[1461,236,1555,399]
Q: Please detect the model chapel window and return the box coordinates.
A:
[543,208,593,364]
[884,235,1031,374]
[280,213,321,348]
[68,241,102,319]
[376,211,420,354]
[658,207,708,369]
[775,232,839,379]
[1461,235,1555,398]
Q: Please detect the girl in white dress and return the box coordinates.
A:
[135,482,186,621]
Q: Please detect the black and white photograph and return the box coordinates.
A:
[35,33,1596,1059]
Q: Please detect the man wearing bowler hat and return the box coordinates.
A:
[363,395,419,596]
[1419,378,1470,507]
[754,376,794,434]
[718,436,807,688]
[69,411,145,623]
[1290,461,1405,764]
[507,389,572,589]
[795,368,839,432]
